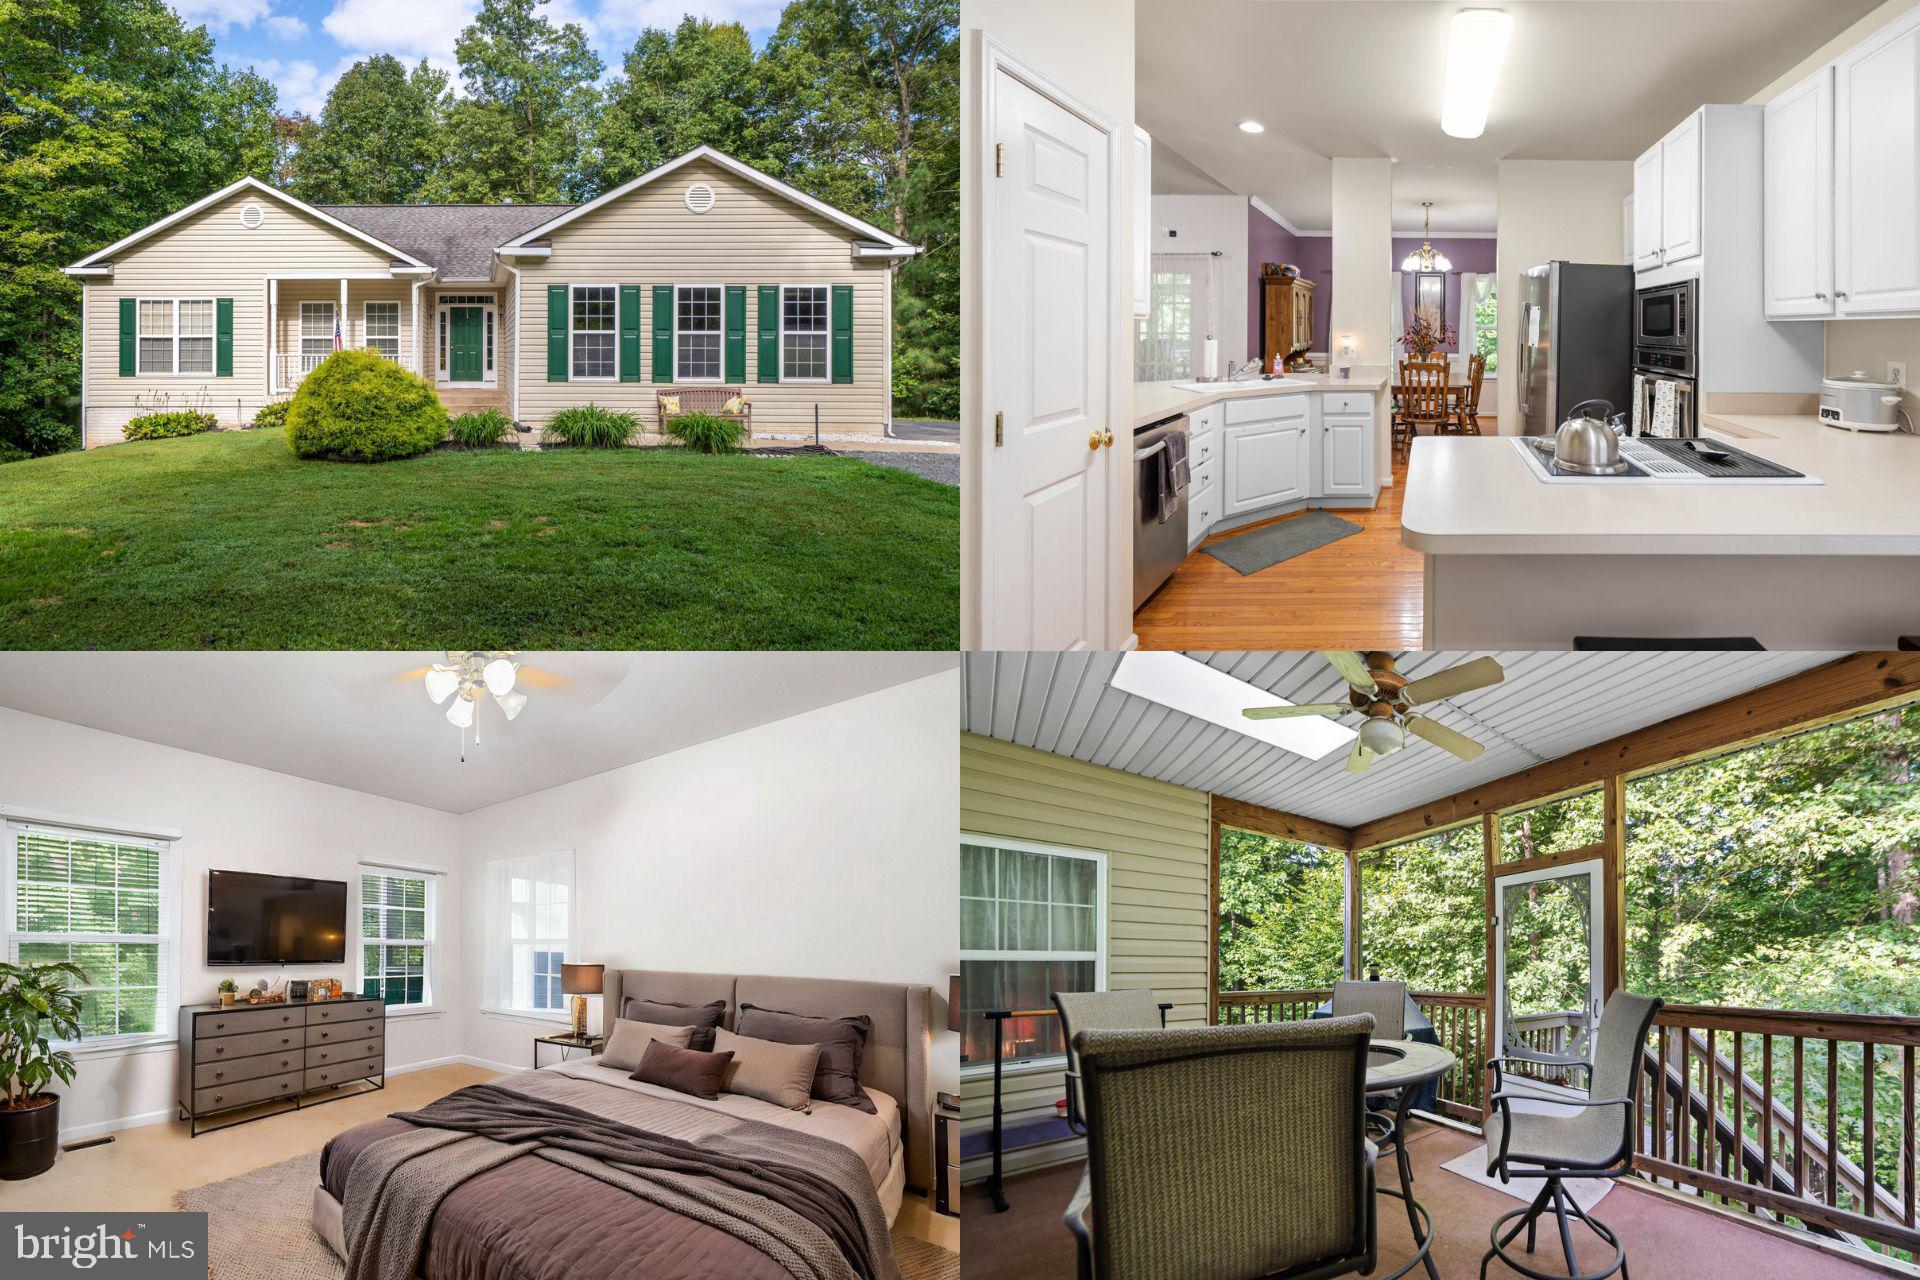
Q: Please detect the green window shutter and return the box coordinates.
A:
[757,285,780,384]
[618,285,641,382]
[830,285,853,384]
[119,298,136,376]
[547,285,568,382]
[215,298,233,377]
[724,285,747,383]
[651,285,674,383]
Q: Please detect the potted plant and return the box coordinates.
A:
[1,959,85,1180]
[1399,314,1458,361]
[218,978,238,1007]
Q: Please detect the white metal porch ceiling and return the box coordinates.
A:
[961,651,1841,830]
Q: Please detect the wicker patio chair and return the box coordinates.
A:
[656,386,752,440]
[1052,988,1171,1136]
[1065,1016,1378,1280]
[1481,991,1665,1280]
[1332,979,1408,1040]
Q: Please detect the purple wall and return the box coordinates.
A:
[1247,201,1334,365]
[1391,237,1497,354]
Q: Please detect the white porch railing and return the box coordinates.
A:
[279,349,333,387]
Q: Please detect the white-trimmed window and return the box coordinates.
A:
[363,302,401,361]
[675,285,722,381]
[300,302,336,369]
[358,864,436,1010]
[781,286,828,381]
[5,820,174,1047]
[570,286,615,380]
[137,298,214,375]
[482,851,573,1016]
[960,836,1107,1074]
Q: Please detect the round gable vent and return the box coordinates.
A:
[239,203,264,230]
[685,183,716,214]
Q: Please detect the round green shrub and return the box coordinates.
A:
[448,408,516,448]
[544,404,638,449]
[285,349,447,462]
[124,410,217,441]
[663,411,745,455]
[251,400,291,431]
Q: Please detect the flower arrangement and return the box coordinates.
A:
[1400,313,1458,359]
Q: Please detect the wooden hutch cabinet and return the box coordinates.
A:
[1260,273,1317,372]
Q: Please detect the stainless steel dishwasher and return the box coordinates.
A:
[1133,414,1189,610]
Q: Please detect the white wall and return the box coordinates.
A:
[455,672,961,1093]
[0,707,464,1138]
[1147,193,1248,371]
[1330,158,1394,478]
[1494,159,1633,431]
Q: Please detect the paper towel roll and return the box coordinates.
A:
[1202,338,1218,380]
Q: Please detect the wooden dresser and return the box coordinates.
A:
[1260,273,1318,372]
[176,996,385,1136]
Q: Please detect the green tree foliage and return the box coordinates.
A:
[1361,824,1487,994]
[0,0,278,454]
[597,19,787,185]
[1499,788,1604,861]
[1216,828,1345,991]
[290,57,452,203]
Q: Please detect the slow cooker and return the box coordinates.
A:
[1818,372,1907,432]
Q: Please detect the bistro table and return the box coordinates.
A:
[1366,1038,1456,1280]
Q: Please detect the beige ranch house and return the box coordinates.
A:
[61,146,918,448]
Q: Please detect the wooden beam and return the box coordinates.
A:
[1346,847,1362,979]
[1482,811,1497,1103]
[1634,1154,1920,1255]
[1207,813,1221,1026]
[1603,774,1626,1001]
[1350,651,1920,849]
[1487,841,1606,879]
[1209,795,1353,851]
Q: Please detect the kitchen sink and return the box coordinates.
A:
[1172,378,1315,393]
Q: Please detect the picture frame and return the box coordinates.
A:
[1415,272,1446,332]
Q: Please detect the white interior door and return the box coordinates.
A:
[1492,857,1605,1081]
[984,57,1113,651]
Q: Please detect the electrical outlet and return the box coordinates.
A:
[1890,360,1909,389]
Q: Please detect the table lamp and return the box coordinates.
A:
[1337,334,1357,381]
[562,962,604,1038]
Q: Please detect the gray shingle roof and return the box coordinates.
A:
[316,204,574,280]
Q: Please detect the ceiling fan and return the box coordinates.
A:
[388,652,575,760]
[1241,651,1505,773]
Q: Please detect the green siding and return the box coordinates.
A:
[546,285,568,382]
[724,285,746,383]
[618,285,641,382]
[756,285,779,384]
[830,284,853,384]
[118,298,135,377]
[215,298,233,377]
[651,285,674,383]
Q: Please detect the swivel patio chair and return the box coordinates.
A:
[1066,1016,1378,1280]
[1332,979,1408,1040]
[1481,991,1664,1280]
[1053,988,1172,1136]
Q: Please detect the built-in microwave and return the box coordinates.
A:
[1634,278,1696,355]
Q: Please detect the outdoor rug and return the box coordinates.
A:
[1202,510,1363,574]
[177,1149,958,1280]
[1439,1142,1615,1213]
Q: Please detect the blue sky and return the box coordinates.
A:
[171,0,785,116]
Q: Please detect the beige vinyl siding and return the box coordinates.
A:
[274,280,417,387]
[513,162,893,434]
[81,189,400,446]
[959,733,1212,1180]
[498,275,517,406]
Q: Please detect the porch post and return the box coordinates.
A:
[411,279,424,376]
[340,277,349,349]
[1483,812,1499,1104]
[268,277,277,394]
[1602,774,1626,1001]
[1344,847,1361,980]
[1206,808,1220,1026]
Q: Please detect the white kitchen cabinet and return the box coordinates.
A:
[1632,147,1665,271]
[1321,414,1371,496]
[1764,67,1835,318]
[1835,5,1920,316]
[1223,397,1310,516]
[1634,111,1702,272]
[1132,126,1152,319]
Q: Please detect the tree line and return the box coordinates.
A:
[0,0,957,456]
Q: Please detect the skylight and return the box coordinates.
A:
[1111,653,1357,761]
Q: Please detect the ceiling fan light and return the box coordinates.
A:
[483,657,517,696]
[497,689,528,720]
[1441,8,1513,140]
[423,668,459,705]
[1358,717,1406,756]
[446,695,476,729]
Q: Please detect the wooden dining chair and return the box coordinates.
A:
[1456,352,1487,435]
[1397,358,1451,458]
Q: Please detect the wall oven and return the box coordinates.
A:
[1633,278,1695,353]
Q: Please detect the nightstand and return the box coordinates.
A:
[533,1031,604,1068]
[935,1091,961,1216]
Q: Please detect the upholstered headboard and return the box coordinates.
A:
[602,967,933,1192]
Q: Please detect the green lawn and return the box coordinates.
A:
[0,431,957,649]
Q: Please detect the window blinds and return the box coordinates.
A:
[359,866,433,1008]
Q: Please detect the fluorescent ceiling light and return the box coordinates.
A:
[1238,119,1265,134]
[1111,652,1356,761]
[1441,9,1513,140]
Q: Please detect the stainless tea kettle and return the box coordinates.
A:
[1552,399,1627,475]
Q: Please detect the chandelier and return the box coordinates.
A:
[1401,203,1453,273]
[423,651,527,759]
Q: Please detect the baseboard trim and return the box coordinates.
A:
[59,1107,176,1143]
[456,1054,522,1075]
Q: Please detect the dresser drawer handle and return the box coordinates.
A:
[281,1058,291,1068]
[320,1031,330,1039]
[213,1046,225,1056]
[213,1021,226,1031]
[213,1094,223,1103]
[214,1071,225,1080]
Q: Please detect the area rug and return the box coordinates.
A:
[1202,510,1363,574]
[1439,1142,1614,1213]
[177,1150,958,1280]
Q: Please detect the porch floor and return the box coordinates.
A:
[960,1119,1894,1279]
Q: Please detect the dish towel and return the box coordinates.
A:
[1156,431,1190,525]
[1652,379,1677,438]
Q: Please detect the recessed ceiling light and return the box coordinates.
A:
[1238,119,1265,134]
[1111,652,1356,761]
[1441,8,1514,140]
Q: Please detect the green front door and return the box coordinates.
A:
[449,307,484,382]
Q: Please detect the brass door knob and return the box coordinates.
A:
[1088,430,1103,450]
[1102,430,1116,448]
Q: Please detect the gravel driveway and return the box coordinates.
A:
[835,450,958,486]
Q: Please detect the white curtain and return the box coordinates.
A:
[1388,271,1406,367]
[483,850,575,1013]
[1458,273,1478,377]
[1137,252,1216,381]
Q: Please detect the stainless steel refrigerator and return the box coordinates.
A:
[1516,261,1634,436]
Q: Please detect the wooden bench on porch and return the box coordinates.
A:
[658,386,752,440]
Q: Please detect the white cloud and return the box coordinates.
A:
[252,55,361,117]
[263,13,308,38]
[170,0,271,33]
[321,0,479,60]
[593,0,785,41]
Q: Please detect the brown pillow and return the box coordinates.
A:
[633,1040,733,1101]
[712,1027,821,1111]
[623,996,726,1051]
[737,1002,876,1114]
[601,1018,695,1072]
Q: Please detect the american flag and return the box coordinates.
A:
[333,313,342,350]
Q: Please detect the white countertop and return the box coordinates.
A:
[1401,413,1920,555]
[1133,374,1388,429]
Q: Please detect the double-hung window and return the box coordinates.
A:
[675,285,722,380]
[137,298,214,375]
[5,820,174,1046]
[358,865,435,1009]
[960,837,1105,1073]
[571,286,615,379]
[781,286,829,381]
[483,851,573,1016]
[300,302,336,373]
[363,302,401,361]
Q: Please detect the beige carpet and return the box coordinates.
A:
[178,1151,957,1280]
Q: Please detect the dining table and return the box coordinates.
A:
[1365,1038,1457,1280]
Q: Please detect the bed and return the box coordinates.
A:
[312,968,932,1280]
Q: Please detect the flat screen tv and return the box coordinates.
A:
[206,870,348,966]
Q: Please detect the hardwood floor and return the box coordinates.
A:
[1134,453,1425,650]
